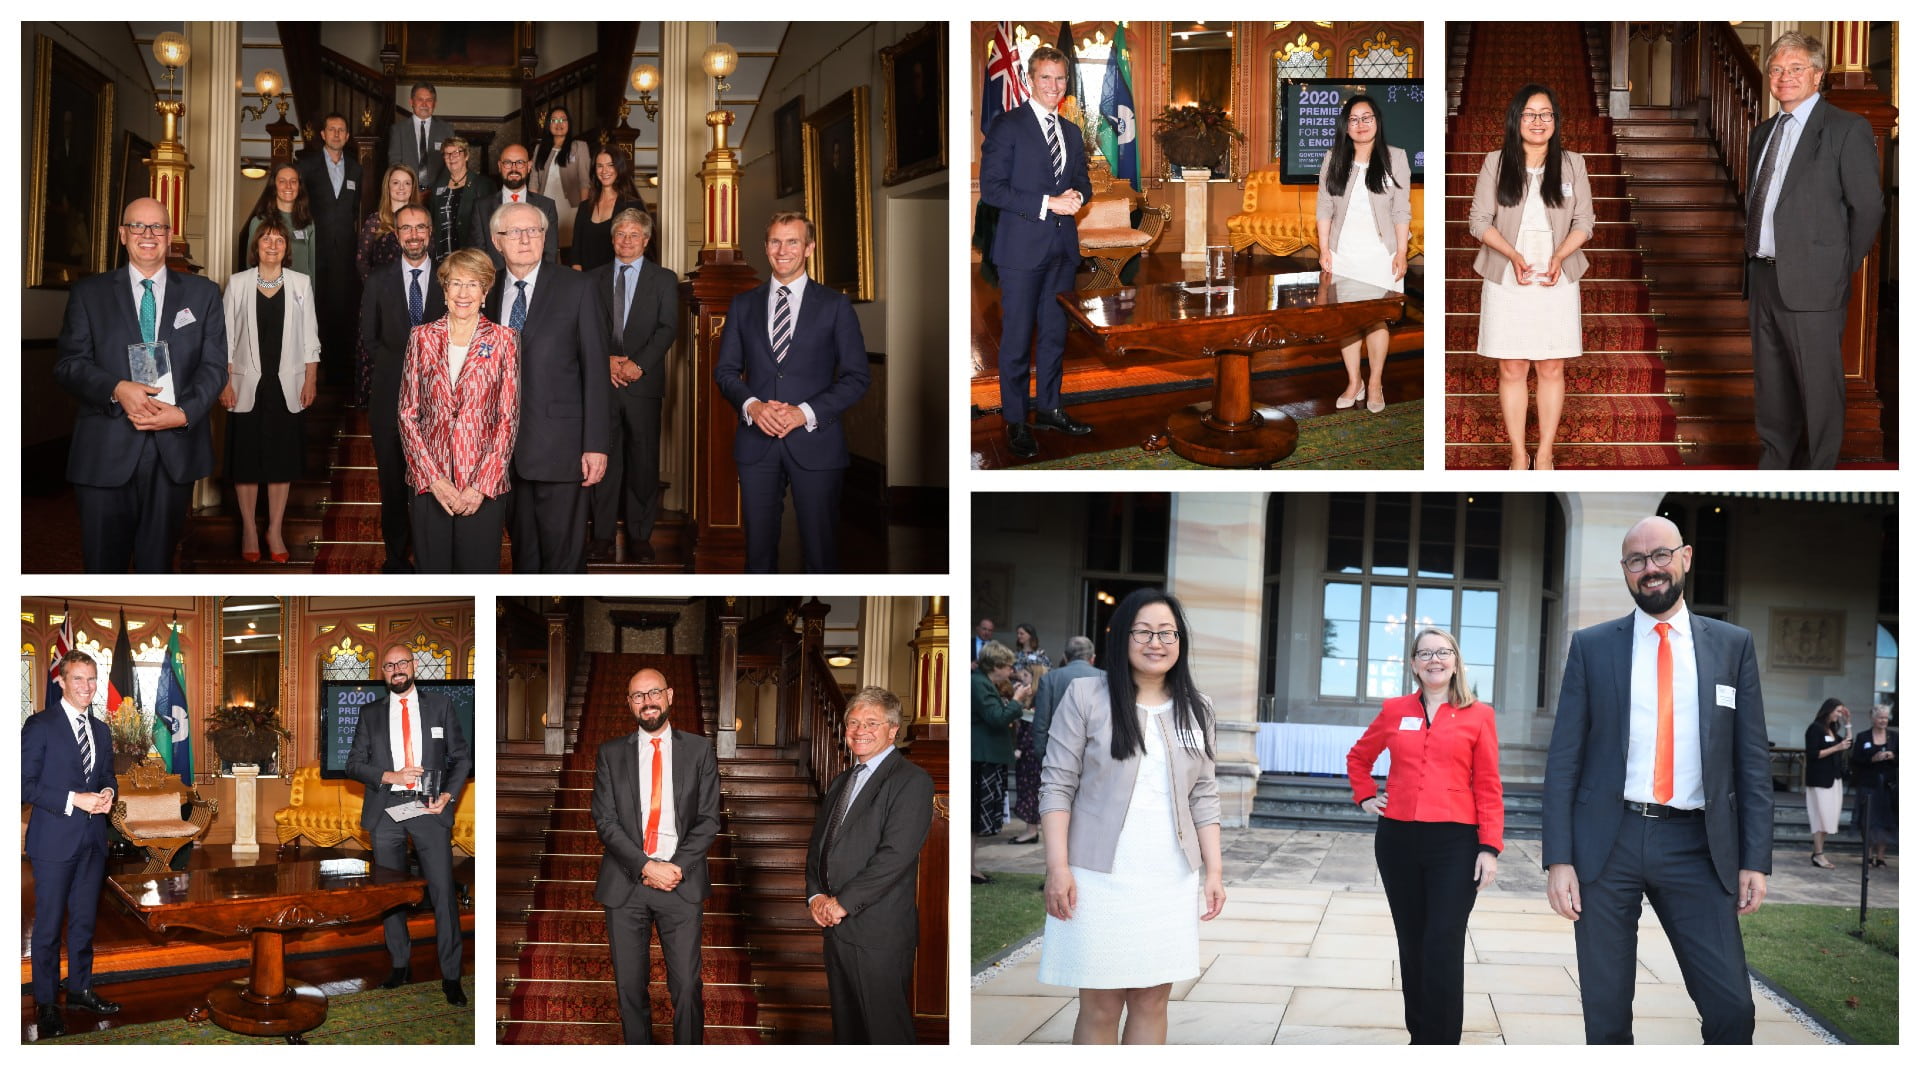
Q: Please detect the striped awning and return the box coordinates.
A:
[1714,492,1896,505]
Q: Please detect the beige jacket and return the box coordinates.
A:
[1316,144,1413,255]
[1038,675,1220,874]
[222,267,321,413]
[1466,149,1594,283]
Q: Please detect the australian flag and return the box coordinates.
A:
[980,21,1029,132]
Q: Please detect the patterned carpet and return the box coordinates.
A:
[50,978,474,1044]
[1023,402,1422,470]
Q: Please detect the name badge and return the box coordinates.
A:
[431,726,445,739]
[1561,183,1574,198]
[1716,684,1737,708]
[345,179,358,191]
[1825,734,1835,743]
[1399,716,1424,731]
[173,308,196,329]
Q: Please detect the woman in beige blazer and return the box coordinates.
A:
[530,105,594,256]
[1317,94,1413,412]
[1037,588,1225,1043]
[1468,83,1594,470]
[219,216,321,562]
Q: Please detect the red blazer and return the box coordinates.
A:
[397,315,520,497]
[1347,693,1505,851]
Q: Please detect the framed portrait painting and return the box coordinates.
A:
[398,22,532,84]
[112,131,155,270]
[774,96,805,199]
[28,35,115,288]
[880,22,946,185]
[802,86,873,302]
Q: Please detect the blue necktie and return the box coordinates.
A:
[509,279,528,332]
[76,715,94,777]
[408,267,424,327]
[139,278,157,344]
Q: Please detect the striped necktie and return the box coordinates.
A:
[772,285,792,363]
[821,762,868,886]
[1746,116,1789,258]
[1045,115,1064,181]
[76,714,94,777]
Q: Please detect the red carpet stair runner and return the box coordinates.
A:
[1444,23,1685,468]
[499,653,766,1043]
[310,411,512,573]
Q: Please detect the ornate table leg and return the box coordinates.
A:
[1164,346,1299,467]
[204,927,329,1037]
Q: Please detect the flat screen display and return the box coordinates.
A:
[1278,79,1425,185]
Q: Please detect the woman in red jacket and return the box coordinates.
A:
[1346,626,1503,1044]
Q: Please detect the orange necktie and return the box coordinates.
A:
[644,738,663,854]
[511,192,521,203]
[1653,622,1674,804]
[400,695,413,770]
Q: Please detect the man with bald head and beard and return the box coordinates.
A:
[474,143,559,268]
[593,668,719,1043]
[1542,516,1772,1043]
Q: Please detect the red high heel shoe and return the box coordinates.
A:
[240,531,260,563]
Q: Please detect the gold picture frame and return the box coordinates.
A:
[28,35,115,288]
[880,22,946,186]
[397,23,533,85]
[802,86,874,302]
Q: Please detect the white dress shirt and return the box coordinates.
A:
[503,260,543,317]
[1625,602,1705,808]
[400,254,432,316]
[127,261,168,328]
[387,687,426,791]
[62,699,99,816]
[636,725,679,861]
[1756,92,1819,259]
[742,273,818,430]
[1028,98,1067,219]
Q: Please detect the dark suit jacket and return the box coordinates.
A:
[1031,659,1102,763]
[593,728,720,906]
[54,267,228,487]
[388,114,456,189]
[429,174,499,256]
[22,707,118,862]
[360,256,447,437]
[298,149,365,256]
[713,279,870,470]
[343,687,474,832]
[978,104,1092,270]
[486,264,611,482]
[805,750,935,948]
[472,189,561,267]
[1744,97,1884,310]
[1542,610,1774,893]
[588,257,680,399]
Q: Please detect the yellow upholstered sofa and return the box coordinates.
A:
[1226,165,1425,260]
[275,765,477,856]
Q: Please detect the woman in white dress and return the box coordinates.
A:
[1037,588,1225,1044]
[1468,83,1594,470]
[1317,94,1412,413]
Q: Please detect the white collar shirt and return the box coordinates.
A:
[636,726,679,861]
[1027,98,1067,218]
[1625,602,1705,808]
[1757,92,1820,259]
[387,687,426,792]
[843,743,893,811]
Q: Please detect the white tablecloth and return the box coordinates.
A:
[1258,722,1389,777]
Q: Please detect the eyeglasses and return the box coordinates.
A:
[121,222,171,236]
[379,660,412,673]
[845,719,890,734]
[1412,648,1457,662]
[1347,113,1377,126]
[500,159,530,169]
[627,688,669,703]
[1621,546,1683,572]
[1521,110,1556,124]
[496,226,548,241]
[1768,65,1815,80]
[1129,629,1181,646]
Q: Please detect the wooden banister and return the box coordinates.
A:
[522,54,601,148]
[1696,21,1767,203]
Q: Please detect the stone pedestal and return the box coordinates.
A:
[1180,168,1212,265]
[231,763,260,858]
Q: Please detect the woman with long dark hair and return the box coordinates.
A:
[1316,94,1412,412]
[1804,698,1852,868]
[1468,83,1593,470]
[1037,588,1224,1043]
[244,164,316,279]
[571,149,649,271]
[530,105,593,255]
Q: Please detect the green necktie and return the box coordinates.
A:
[139,278,157,344]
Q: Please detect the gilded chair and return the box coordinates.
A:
[110,757,217,873]
[1078,155,1169,289]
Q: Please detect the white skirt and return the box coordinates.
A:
[1476,229,1582,360]
[1805,781,1844,835]
[1330,217,1404,294]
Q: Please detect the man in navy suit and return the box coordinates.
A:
[345,643,474,1006]
[53,197,228,572]
[299,113,365,390]
[978,45,1096,459]
[1743,31,1884,469]
[713,212,871,573]
[360,203,446,573]
[473,144,561,269]
[23,651,122,1038]
[587,208,680,562]
[388,83,456,191]
[1543,515,1772,1043]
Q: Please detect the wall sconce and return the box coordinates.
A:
[239,158,268,179]
[240,67,292,123]
[827,653,854,668]
[701,41,738,95]
[627,63,661,124]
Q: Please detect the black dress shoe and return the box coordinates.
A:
[379,965,411,989]
[380,557,415,575]
[67,988,120,1014]
[36,1004,64,1039]
[1033,408,1093,436]
[585,539,615,563]
[630,540,656,562]
[443,979,468,1006]
[1006,422,1039,459]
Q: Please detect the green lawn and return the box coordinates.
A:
[1740,903,1898,1044]
[971,872,1047,970]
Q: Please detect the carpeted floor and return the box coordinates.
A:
[1023,401,1422,470]
[51,978,474,1044]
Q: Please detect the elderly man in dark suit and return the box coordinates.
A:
[359,203,446,573]
[388,82,455,191]
[345,643,474,1005]
[486,200,609,572]
[23,652,120,1039]
[298,113,365,390]
[713,212,870,573]
[805,686,936,1043]
[1743,30,1884,470]
[53,197,227,572]
[586,208,680,562]
[593,667,720,1044]
[977,45,1096,459]
[474,143,560,268]
[1543,515,1772,1044]
[1030,635,1100,767]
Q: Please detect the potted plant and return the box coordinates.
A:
[1153,100,1243,173]
[104,698,152,774]
[208,703,290,771]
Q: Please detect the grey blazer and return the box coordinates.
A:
[1038,675,1220,874]
[1467,149,1594,283]
[1743,97,1883,311]
[1316,144,1413,256]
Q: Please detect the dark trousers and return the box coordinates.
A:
[823,930,917,1043]
[75,435,190,573]
[510,475,588,573]
[410,492,506,573]
[995,252,1078,423]
[369,413,413,571]
[590,389,662,545]
[1747,258,1849,469]
[738,445,841,573]
[29,843,107,1003]
[1573,814,1754,1044]
[1375,818,1481,1044]
[604,888,704,1044]
[369,801,465,982]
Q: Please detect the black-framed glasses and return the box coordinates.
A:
[1520,110,1556,123]
[1128,629,1180,646]
[379,659,413,673]
[121,222,171,236]
[1621,546,1683,572]
[1412,648,1456,662]
[627,688,669,703]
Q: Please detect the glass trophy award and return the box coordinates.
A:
[127,340,177,405]
[419,768,445,799]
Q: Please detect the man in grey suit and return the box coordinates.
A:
[593,667,719,1044]
[1744,31,1884,469]
[388,83,455,190]
[1543,516,1772,1043]
[474,144,560,268]
[805,687,935,1043]
[586,208,680,562]
[1031,635,1100,768]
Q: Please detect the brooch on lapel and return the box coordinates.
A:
[472,342,495,361]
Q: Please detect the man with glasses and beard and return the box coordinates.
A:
[592,667,719,1043]
[474,143,559,268]
[360,203,445,572]
[1542,516,1771,1043]
[345,643,473,1005]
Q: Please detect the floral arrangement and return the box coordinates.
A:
[208,703,291,738]
[1152,101,1244,140]
[1153,101,1244,171]
[105,699,152,759]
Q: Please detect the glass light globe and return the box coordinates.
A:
[632,64,660,94]
[702,42,738,79]
[153,31,190,69]
[254,68,282,96]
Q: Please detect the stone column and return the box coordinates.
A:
[1560,492,1667,635]
[1179,168,1210,265]
[231,763,261,859]
[1166,495,1267,827]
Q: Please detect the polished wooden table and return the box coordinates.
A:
[108,858,427,1041]
[1060,270,1406,466]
